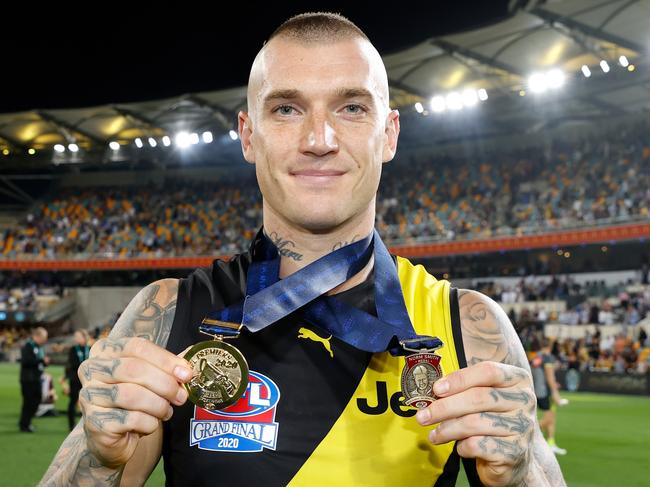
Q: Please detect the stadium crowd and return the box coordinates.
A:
[521,328,649,375]
[0,122,648,259]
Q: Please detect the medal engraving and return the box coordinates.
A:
[184,340,249,411]
[401,351,443,409]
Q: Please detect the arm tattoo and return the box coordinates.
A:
[38,279,179,486]
[478,436,525,461]
[112,281,178,346]
[266,231,303,261]
[481,411,532,434]
[459,289,566,486]
[458,289,530,371]
[37,423,124,487]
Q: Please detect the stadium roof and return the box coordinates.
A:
[0,0,648,164]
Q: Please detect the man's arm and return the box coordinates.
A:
[38,278,181,487]
[415,289,566,487]
[456,289,565,486]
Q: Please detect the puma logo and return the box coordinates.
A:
[297,327,334,358]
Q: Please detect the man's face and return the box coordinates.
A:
[34,332,47,345]
[415,371,428,390]
[240,37,399,232]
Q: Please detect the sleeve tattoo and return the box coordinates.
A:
[37,278,179,487]
[458,289,566,487]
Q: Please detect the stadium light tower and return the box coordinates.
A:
[229,130,239,141]
[581,65,592,78]
[109,141,120,151]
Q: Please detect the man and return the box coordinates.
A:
[40,12,565,486]
[531,338,568,455]
[408,364,434,398]
[19,326,49,432]
[63,329,91,431]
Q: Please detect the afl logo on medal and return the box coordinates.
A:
[189,371,281,453]
[401,351,444,409]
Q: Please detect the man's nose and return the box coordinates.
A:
[299,111,339,157]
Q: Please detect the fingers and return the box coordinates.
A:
[83,403,161,437]
[456,435,526,464]
[79,357,189,406]
[428,411,533,444]
[91,337,192,382]
[432,361,531,399]
[416,386,534,426]
[80,383,174,421]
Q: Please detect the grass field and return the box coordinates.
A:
[1,362,648,486]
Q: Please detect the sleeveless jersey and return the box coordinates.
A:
[162,246,480,486]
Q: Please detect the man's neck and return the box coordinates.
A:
[262,207,375,294]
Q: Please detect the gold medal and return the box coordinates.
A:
[184,320,249,411]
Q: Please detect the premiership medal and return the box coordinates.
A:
[400,337,444,409]
[184,319,249,411]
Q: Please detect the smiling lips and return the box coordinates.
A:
[290,169,346,184]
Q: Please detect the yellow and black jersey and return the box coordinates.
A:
[163,245,481,486]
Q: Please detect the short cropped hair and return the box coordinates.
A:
[32,326,47,338]
[267,11,369,45]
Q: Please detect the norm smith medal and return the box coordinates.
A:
[401,348,444,409]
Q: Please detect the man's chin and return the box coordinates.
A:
[287,210,348,233]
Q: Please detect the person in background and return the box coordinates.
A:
[531,338,568,455]
[19,326,49,432]
[64,329,90,431]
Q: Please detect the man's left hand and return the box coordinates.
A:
[415,361,535,487]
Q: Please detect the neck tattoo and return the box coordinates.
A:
[332,235,361,251]
[268,231,303,261]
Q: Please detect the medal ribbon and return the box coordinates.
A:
[200,228,441,356]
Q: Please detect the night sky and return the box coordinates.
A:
[1,1,510,113]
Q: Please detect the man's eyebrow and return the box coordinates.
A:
[261,87,376,105]
[333,87,375,101]
[261,89,301,104]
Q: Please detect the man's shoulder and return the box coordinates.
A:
[456,288,530,371]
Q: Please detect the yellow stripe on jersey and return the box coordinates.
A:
[288,256,462,486]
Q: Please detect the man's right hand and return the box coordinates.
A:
[78,336,193,468]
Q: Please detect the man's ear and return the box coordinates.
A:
[382,108,400,163]
[238,110,255,164]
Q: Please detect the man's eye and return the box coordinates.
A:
[275,105,295,115]
[344,104,365,114]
